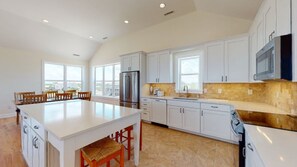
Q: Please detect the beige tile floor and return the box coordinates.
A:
[125,123,239,167]
[0,117,238,167]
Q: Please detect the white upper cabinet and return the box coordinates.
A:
[264,0,277,43]
[205,42,225,83]
[146,50,173,83]
[205,35,249,83]
[276,0,291,36]
[225,36,249,82]
[120,52,141,72]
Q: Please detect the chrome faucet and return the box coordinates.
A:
[183,85,189,97]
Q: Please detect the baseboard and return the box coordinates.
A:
[0,112,16,119]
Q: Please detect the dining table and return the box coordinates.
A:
[18,99,142,167]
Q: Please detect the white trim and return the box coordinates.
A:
[0,112,16,119]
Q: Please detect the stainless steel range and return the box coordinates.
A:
[231,110,245,167]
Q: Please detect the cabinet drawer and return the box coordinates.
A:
[167,100,200,109]
[141,98,151,102]
[22,112,31,125]
[141,111,150,121]
[141,102,151,108]
[201,103,230,111]
[31,118,45,140]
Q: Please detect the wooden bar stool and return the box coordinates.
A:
[80,137,124,167]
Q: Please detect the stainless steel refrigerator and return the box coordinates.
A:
[119,71,139,109]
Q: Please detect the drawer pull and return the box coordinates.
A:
[24,116,27,119]
[143,113,148,115]
[34,125,39,129]
[143,104,147,105]
[211,106,218,108]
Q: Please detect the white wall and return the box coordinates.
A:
[0,46,88,117]
[90,10,252,66]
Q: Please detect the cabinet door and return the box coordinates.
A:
[225,36,249,82]
[22,122,31,166]
[183,108,200,133]
[146,54,159,83]
[201,110,231,140]
[130,53,140,71]
[276,0,291,36]
[167,106,182,129]
[121,56,131,72]
[151,99,167,125]
[264,0,276,43]
[205,42,225,83]
[32,133,45,167]
[158,52,173,83]
[257,19,265,50]
[245,134,265,167]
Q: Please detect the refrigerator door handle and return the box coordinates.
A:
[125,75,130,99]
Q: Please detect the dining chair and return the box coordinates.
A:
[42,90,58,99]
[64,90,77,97]
[55,93,73,101]
[14,91,35,125]
[23,94,47,104]
[78,91,92,101]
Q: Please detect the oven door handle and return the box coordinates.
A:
[230,119,239,136]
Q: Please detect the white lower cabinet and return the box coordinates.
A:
[21,113,46,167]
[167,105,201,133]
[245,133,265,167]
[201,103,231,141]
[151,99,167,125]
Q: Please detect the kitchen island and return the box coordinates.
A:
[18,100,142,167]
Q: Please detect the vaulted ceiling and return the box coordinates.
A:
[0,0,262,60]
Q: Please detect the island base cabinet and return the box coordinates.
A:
[22,121,32,167]
[31,130,46,167]
[201,110,231,140]
[245,133,265,167]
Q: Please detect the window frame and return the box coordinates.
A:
[94,63,121,98]
[173,48,204,94]
[42,61,84,92]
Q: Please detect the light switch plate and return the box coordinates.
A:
[248,89,253,95]
[218,89,222,94]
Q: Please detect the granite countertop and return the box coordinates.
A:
[244,124,297,167]
[141,95,288,115]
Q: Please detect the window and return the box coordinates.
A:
[44,62,83,91]
[94,63,121,98]
[174,49,203,93]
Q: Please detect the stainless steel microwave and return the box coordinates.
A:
[255,34,292,81]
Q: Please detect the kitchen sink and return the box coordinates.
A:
[172,97,198,101]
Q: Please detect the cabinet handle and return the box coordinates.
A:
[225,76,227,82]
[183,108,185,113]
[253,74,256,80]
[242,147,246,157]
[34,125,39,129]
[23,125,28,134]
[211,106,218,108]
[156,78,157,83]
[221,76,223,82]
[201,110,203,116]
[34,138,39,149]
[247,143,253,152]
[24,116,27,119]
[180,108,182,113]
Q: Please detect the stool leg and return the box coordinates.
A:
[140,121,142,151]
[127,129,131,160]
[80,151,84,167]
[106,161,111,167]
[120,145,125,167]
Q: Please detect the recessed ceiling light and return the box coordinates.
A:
[102,37,108,40]
[160,3,166,8]
[73,54,80,57]
[124,20,129,24]
[42,19,49,23]
[89,36,93,39]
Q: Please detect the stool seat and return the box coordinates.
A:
[81,137,124,167]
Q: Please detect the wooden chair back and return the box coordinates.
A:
[23,94,47,104]
[55,93,73,101]
[14,92,35,105]
[43,90,58,99]
[64,90,77,97]
[78,91,92,101]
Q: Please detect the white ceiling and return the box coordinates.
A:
[0,0,261,60]
[194,0,262,20]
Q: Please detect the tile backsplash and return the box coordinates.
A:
[145,81,297,114]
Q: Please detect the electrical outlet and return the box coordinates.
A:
[248,89,253,95]
[276,92,280,98]
[204,88,208,93]
[218,89,222,94]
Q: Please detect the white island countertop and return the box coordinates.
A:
[244,124,297,167]
[18,100,143,140]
